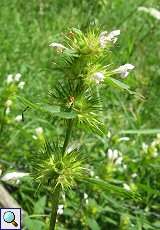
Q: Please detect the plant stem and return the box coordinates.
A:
[62,119,74,153]
[49,119,74,230]
[0,108,6,137]
[49,184,61,230]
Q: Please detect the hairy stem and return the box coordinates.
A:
[62,119,74,153]
[49,119,74,230]
[49,184,61,230]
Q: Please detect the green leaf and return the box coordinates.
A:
[120,129,160,135]
[55,111,77,119]
[17,96,77,119]
[106,77,131,92]
[63,208,75,216]
[33,196,46,215]
[87,218,100,230]
[24,216,45,230]
[85,178,140,200]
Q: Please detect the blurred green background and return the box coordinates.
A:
[0,0,160,229]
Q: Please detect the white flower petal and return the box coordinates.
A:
[5,100,12,107]
[35,127,43,136]
[18,81,25,89]
[123,183,131,191]
[84,193,88,199]
[92,72,104,84]
[1,172,29,182]
[99,30,120,47]
[138,7,160,20]
[6,107,10,114]
[14,73,22,82]
[57,205,64,215]
[6,74,13,84]
[49,42,66,52]
[15,115,23,122]
[114,64,135,78]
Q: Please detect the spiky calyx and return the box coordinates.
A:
[31,141,86,191]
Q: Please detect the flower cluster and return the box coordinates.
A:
[142,134,160,158]
[6,73,25,89]
[49,29,135,87]
[99,30,120,47]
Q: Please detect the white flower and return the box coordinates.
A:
[84,193,89,204]
[1,172,29,182]
[15,115,22,122]
[6,107,10,114]
[153,151,158,158]
[114,64,135,78]
[123,164,127,170]
[32,135,38,140]
[92,72,105,84]
[89,170,95,177]
[99,30,120,48]
[138,7,160,20]
[132,173,138,178]
[18,81,25,89]
[6,74,13,84]
[49,42,66,53]
[107,131,111,138]
[5,99,12,107]
[142,143,148,152]
[107,149,118,160]
[57,205,64,215]
[14,73,22,81]
[123,183,131,191]
[84,193,88,199]
[35,127,43,136]
[118,137,130,142]
[115,156,123,165]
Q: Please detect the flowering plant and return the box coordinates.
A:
[20,28,137,230]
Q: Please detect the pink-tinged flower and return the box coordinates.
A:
[49,42,67,53]
[114,64,135,78]
[92,72,105,84]
[99,30,120,48]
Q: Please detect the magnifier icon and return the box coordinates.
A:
[3,211,18,227]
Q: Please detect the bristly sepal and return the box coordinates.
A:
[31,140,86,192]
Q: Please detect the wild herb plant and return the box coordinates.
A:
[20,28,136,230]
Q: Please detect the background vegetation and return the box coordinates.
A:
[0,0,160,229]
